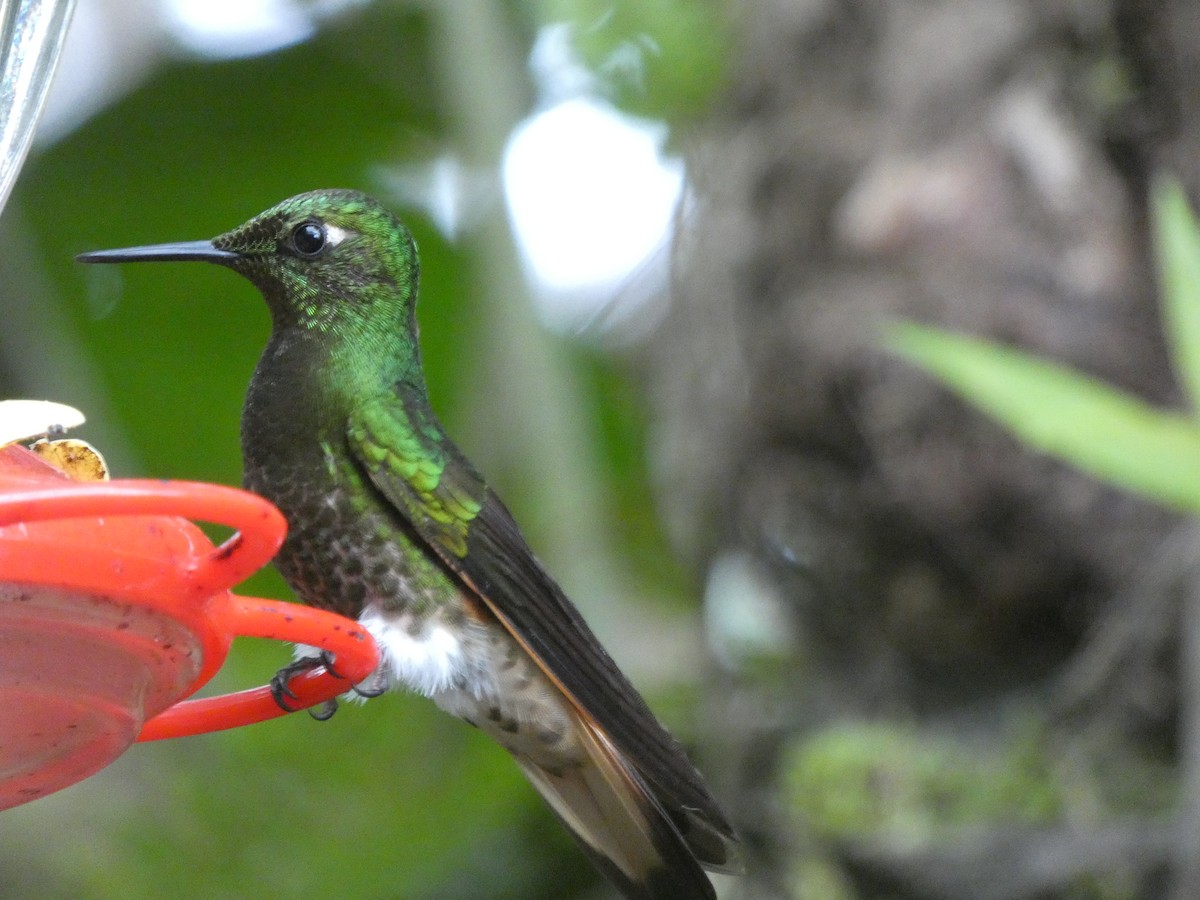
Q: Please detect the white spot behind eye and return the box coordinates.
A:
[324,224,349,247]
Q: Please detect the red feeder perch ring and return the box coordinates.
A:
[0,443,379,811]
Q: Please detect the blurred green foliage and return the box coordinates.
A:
[779,718,1165,900]
[535,0,729,122]
[853,181,1200,900]
[888,177,1200,513]
[785,722,1064,843]
[0,2,731,898]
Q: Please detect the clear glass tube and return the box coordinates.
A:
[0,0,75,216]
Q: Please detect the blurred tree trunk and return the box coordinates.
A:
[654,1,1200,896]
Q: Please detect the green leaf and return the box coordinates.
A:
[888,322,1200,512]
[1153,176,1200,411]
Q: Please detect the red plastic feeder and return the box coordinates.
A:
[0,442,379,810]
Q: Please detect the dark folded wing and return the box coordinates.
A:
[346,391,739,870]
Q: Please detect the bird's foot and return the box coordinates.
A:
[270,651,382,718]
[318,647,387,699]
[270,655,347,719]
[270,656,322,711]
[351,681,387,699]
[318,649,386,700]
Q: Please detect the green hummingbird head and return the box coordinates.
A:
[78,189,421,340]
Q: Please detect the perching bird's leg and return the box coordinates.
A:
[269,656,324,712]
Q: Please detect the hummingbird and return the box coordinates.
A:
[78,189,740,899]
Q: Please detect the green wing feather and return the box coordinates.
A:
[346,390,740,872]
[347,396,481,558]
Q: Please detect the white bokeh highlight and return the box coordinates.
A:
[502,97,683,329]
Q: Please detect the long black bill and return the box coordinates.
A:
[76,240,239,265]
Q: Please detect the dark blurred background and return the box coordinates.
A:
[3,1,1199,898]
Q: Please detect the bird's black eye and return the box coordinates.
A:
[291,222,326,257]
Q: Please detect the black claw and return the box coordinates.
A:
[269,656,323,712]
[320,649,347,680]
[308,699,339,721]
[269,676,299,712]
[352,682,387,699]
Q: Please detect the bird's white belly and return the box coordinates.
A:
[309,601,587,767]
[351,602,500,702]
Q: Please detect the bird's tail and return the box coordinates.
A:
[514,712,717,900]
